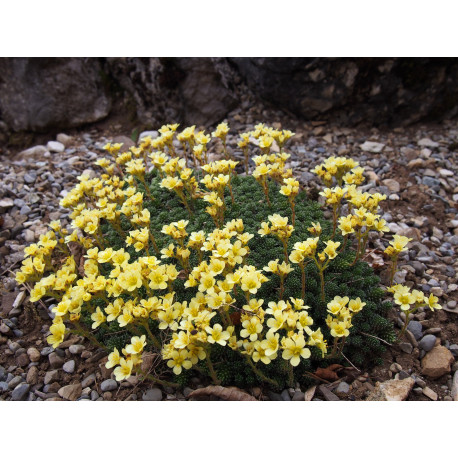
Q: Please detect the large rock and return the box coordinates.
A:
[0,58,111,132]
[421,346,455,379]
[366,378,415,401]
[173,58,238,125]
[104,57,238,127]
[230,58,458,126]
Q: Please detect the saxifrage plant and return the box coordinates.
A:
[15,122,441,391]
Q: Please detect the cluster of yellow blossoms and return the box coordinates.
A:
[387,284,441,336]
[14,122,442,387]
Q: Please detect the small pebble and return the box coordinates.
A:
[100,379,118,392]
[142,388,163,401]
[63,360,76,374]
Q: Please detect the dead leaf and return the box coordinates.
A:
[187,385,257,401]
[177,270,188,280]
[229,311,242,325]
[313,364,344,382]
[364,250,385,271]
[68,241,85,277]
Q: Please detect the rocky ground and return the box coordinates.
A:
[0,105,457,401]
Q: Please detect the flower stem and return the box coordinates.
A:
[244,356,280,388]
[389,255,399,287]
[319,268,325,302]
[141,319,161,350]
[205,350,221,385]
[300,263,306,300]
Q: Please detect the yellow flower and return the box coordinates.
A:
[394,290,416,311]
[149,268,168,290]
[47,322,66,348]
[289,250,304,264]
[278,262,294,276]
[125,335,146,354]
[268,214,288,228]
[240,317,263,341]
[113,358,134,381]
[263,259,279,274]
[199,272,216,295]
[212,122,230,139]
[166,350,193,375]
[118,310,133,327]
[329,320,350,338]
[105,348,121,369]
[117,268,143,292]
[387,234,412,254]
[348,297,366,313]
[240,271,262,295]
[425,293,441,311]
[281,333,310,366]
[260,329,279,356]
[323,240,341,260]
[205,324,231,346]
[258,222,271,236]
[252,341,276,364]
[91,306,106,329]
[338,215,355,235]
[410,289,425,304]
[105,299,123,321]
[266,310,285,331]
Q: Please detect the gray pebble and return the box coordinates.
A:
[20,205,31,215]
[142,388,163,401]
[280,389,291,401]
[24,173,36,184]
[41,347,54,356]
[0,366,6,382]
[183,387,194,397]
[449,344,458,357]
[11,383,30,401]
[407,321,423,340]
[399,342,413,354]
[100,379,118,392]
[8,375,23,390]
[267,391,284,401]
[419,335,437,352]
[0,381,9,392]
[335,381,350,395]
[81,373,96,389]
[8,341,21,352]
[63,360,76,374]
[69,344,85,355]
[398,371,410,380]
